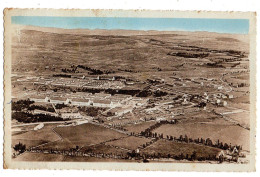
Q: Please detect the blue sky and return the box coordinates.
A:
[12,16,249,34]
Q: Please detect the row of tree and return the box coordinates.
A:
[28,104,55,112]
[25,147,228,163]
[12,112,66,123]
[140,120,177,138]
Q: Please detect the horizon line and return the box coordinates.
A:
[11,16,250,35]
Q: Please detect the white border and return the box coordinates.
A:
[0,0,259,177]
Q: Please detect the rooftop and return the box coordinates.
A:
[50,97,67,101]
[72,98,90,102]
[93,99,111,104]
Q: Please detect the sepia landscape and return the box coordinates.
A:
[10,23,251,164]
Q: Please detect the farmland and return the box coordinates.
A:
[153,122,250,151]
[141,139,221,158]
[54,123,126,145]
[105,136,151,150]
[12,124,61,148]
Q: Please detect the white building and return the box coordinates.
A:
[33,109,58,117]
[229,94,234,99]
[50,97,67,104]
[60,112,84,119]
[93,99,112,108]
[71,98,90,106]
[30,96,49,103]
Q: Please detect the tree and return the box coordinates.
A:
[191,151,197,161]
[13,142,26,153]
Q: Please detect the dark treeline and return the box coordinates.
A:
[55,103,68,109]
[177,45,245,58]
[167,52,210,58]
[206,62,225,68]
[137,119,242,152]
[12,99,35,112]
[79,106,106,117]
[28,105,55,112]
[118,69,140,73]
[12,112,66,123]
[77,65,114,75]
[76,87,141,96]
[127,150,216,162]
[53,74,71,78]
[61,65,115,75]
[140,120,177,138]
[27,146,230,163]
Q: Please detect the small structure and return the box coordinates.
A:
[218,86,223,90]
[228,94,234,99]
[156,117,166,122]
[33,123,44,130]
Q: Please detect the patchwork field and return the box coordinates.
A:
[153,121,250,151]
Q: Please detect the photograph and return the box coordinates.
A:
[3,9,256,171]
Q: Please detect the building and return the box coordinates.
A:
[156,117,166,122]
[49,97,67,104]
[97,75,115,81]
[30,95,49,103]
[93,99,112,108]
[60,112,84,119]
[107,107,132,116]
[33,109,58,117]
[71,98,90,106]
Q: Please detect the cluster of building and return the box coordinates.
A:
[32,76,125,89]
[202,92,234,107]
[29,92,133,108]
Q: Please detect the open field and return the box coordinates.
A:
[13,152,65,161]
[140,139,221,158]
[81,144,129,155]
[12,124,61,148]
[225,111,250,128]
[39,123,127,150]
[153,121,250,151]
[54,123,126,143]
[105,136,151,150]
[123,121,157,133]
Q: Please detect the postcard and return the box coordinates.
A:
[3,9,256,171]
